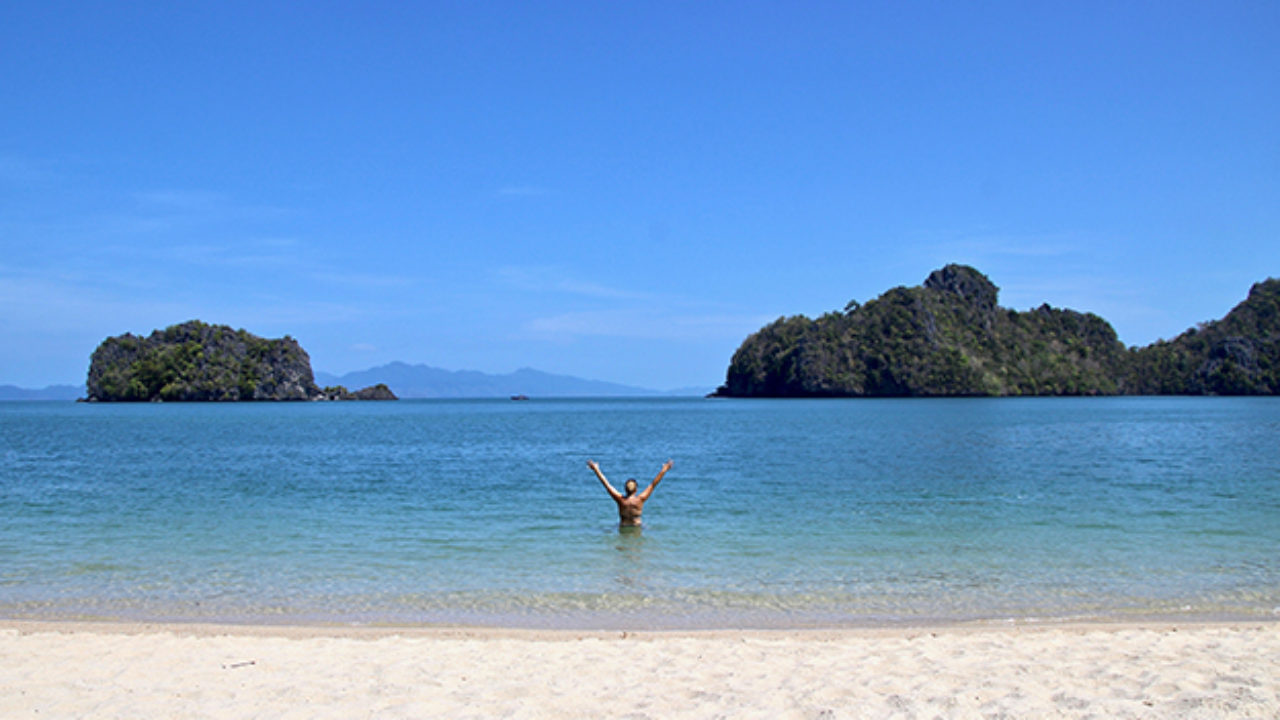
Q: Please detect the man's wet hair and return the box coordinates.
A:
[624,478,638,494]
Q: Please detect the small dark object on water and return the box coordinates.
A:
[511,394,529,401]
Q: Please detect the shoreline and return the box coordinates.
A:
[5,614,1279,639]
[4,618,1277,718]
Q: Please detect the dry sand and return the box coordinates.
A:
[2,620,1278,718]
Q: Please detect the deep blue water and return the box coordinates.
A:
[1,397,1278,628]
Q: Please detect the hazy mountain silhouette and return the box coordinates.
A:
[315,362,702,398]
[0,384,82,401]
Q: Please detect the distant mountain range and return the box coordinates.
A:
[0,384,82,401]
[315,362,707,398]
[2,363,710,402]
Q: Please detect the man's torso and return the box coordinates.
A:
[616,496,644,525]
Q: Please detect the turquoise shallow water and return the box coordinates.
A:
[1,397,1278,629]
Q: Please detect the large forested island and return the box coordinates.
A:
[85,321,396,402]
[714,264,1279,397]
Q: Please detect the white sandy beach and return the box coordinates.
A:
[2,620,1278,719]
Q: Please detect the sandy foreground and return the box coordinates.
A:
[2,620,1278,719]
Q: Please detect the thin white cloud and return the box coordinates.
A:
[523,309,771,341]
[0,259,377,339]
[494,265,647,300]
[112,188,294,232]
[133,189,227,210]
[557,279,643,299]
[496,185,553,197]
[309,270,415,288]
[0,155,59,186]
[0,187,296,242]
[925,231,1082,266]
[258,237,300,249]
[97,238,305,273]
[0,273,191,334]
[73,235,409,292]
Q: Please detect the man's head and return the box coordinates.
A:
[624,478,638,496]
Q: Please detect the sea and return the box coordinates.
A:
[2,397,1277,629]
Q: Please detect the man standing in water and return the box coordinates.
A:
[587,459,673,527]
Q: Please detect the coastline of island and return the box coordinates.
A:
[82,320,396,402]
[714,264,1279,398]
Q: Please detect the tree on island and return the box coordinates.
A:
[86,320,397,402]
[714,265,1279,397]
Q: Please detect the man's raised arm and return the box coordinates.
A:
[587,459,622,500]
[638,459,673,501]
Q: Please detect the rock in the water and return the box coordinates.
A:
[352,383,397,400]
[320,383,398,401]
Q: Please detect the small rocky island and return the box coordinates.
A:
[714,264,1279,397]
[85,320,396,402]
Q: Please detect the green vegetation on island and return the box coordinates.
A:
[714,265,1279,397]
[85,321,398,402]
[320,384,398,401]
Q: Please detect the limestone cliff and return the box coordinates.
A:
[714,265,1279,397]
[86,321,396,402]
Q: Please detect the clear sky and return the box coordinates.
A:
[2,2,1277,390]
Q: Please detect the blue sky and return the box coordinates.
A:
[2,2,1277,390]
